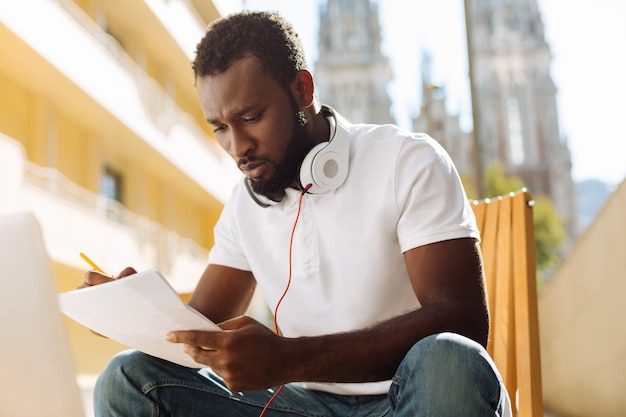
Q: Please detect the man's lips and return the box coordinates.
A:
[239,160,267,179]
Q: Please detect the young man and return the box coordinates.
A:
[89,11,511,416]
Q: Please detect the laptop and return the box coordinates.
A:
[0,211,86,417]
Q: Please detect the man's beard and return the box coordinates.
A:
[248,110,314,202]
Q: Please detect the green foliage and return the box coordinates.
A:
[476,162,567,285]
[483,163,525,199]
[532,195,566,276]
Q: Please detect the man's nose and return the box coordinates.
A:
[227,127,255,159]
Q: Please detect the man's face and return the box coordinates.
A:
[196,57,313,201]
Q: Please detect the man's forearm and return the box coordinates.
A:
[278,301,488,384]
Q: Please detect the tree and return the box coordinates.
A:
[483,162,525,199]
[532,194,566,285]
[464,162,567,288]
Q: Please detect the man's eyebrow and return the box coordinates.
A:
[206,106,258,125]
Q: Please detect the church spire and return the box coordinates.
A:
[468,0,578,240]
[314,0,394,124]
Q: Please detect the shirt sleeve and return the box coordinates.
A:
[395,134,480,253]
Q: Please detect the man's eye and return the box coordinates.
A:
[243,113,261,123]
[212,124,226,133]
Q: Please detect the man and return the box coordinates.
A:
[88,10,511,416]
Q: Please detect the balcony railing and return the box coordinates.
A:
[52,0,218,153]
[25,160,209,277]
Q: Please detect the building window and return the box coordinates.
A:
[101,166,123,203]
[100,166,125,223]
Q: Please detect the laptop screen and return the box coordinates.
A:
[0,211,85,417]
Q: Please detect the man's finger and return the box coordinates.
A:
[217,315,249,331]
[166,330,220,347]
[116,267,137,279]
[83,270,115,286]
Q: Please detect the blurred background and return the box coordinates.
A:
[1,1,624,416]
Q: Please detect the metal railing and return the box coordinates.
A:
[25,161,209,274]
[51,0,220,157]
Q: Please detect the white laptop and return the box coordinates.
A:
[0,211,86,417]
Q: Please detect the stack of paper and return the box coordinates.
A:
[57,268,220,368]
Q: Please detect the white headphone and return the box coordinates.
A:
[245,105,350,208]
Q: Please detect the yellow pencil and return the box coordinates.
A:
[79,252,105,273]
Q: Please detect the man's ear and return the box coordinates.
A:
[291,70,315,108]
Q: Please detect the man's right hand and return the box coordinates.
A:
[78,266,137,289]
[77,266,137,338]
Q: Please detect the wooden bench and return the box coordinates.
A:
[471,189,544,417]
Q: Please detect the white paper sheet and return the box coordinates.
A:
[57,268,220,368]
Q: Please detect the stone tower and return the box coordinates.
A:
[469,0,578,237]
[314,0,394,125]
[413,51,475,182]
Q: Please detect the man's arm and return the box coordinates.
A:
[168,237,489,391]
[188,264,257,324]
[280,237,489,384]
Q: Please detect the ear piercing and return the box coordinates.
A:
[297,110,308,127]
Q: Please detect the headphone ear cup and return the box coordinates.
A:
[299,142,328,193]
[299,136,349,194]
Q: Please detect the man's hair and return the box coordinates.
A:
[192,11,308,89]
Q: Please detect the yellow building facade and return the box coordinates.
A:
[539,177,626,417]
[0,0,242,379]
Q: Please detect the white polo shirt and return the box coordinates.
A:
[208,116,479,395]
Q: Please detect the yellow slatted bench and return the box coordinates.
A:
[471,189,544,417]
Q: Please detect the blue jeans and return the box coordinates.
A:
[94,332,511,416]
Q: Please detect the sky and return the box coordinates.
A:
[243,0,626,185]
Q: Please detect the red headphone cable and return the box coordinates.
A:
[258,184,311,417]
